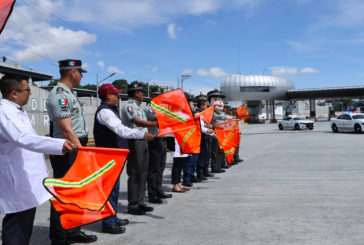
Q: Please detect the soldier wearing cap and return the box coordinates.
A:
[121,83,158,215]
[195,97,215,180]
[144,88,172,204]
[46,59,97,245]
[93,83,155,234]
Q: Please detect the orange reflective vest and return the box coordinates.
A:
[44,147,129,229]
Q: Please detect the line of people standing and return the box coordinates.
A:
[0,58,242,245]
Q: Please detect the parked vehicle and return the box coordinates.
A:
[277,116,315,130]
[316,114,329,121]
[330,113,364,133]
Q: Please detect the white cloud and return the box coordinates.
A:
[97,61,105,69]
[300,67,319,73]
[308,0,364,30]
[1,0,96,63]
[152,67,158,72]
[0,0,258,63]
[108,66,125,75]
[167,23,177,39]
[286,40,317,52]
[64,0,257,30]
[82,63,89,69]
[270,67,298,76]
[205,20,218,26]
[181,69,193,75]
[197,67,228,78]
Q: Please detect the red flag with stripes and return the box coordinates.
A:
[194,105,215,125]
[236,104,250,120]
[214,119,240,164]
[44,147,129,229]
[0,0,15,34]
[151,89,197,136]
[174,118,201,154]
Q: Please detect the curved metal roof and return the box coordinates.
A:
[221,75,295,89]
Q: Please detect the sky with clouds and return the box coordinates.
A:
[1,0,364,94]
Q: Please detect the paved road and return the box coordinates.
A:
[2,121,364,245]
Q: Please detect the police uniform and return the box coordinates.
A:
[144,88,171,203]
[46,59,96,245]
[94,83,144,231]
[208,90,228,173]
[0,98,65,245]
[121,84,150,213]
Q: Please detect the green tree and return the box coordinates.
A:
[149,84,165,93]
[184,91,195,100]
[81,84,97,90]
[112,79,128,93]
[48,78,60,86]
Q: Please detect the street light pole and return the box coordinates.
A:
[96,74,99,106]
[96,72,116,106]
[263,69,267,76]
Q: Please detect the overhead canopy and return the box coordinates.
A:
[0,62,53,81]
[287,86,364,100]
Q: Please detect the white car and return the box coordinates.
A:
[330,113,364,133]
[278,116,315,130]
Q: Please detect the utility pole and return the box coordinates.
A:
[147,79,150,97]
[96,73,116,106]
[180,75,191,91]
[96,74,99,106]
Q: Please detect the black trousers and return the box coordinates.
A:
[147,137,167,197]
[171,157,185,185]
[211,138,224,172]
[49,137,88,245]
[127,139,149,209]
[234,144,240,160]
[196,137,211,176]
[2,207,36,245]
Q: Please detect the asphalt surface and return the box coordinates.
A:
[2,121,364,245]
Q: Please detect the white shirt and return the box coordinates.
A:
[170,136,189,158]
[0,99,66,214]
[96,108,145,139]
[200,118,214,136]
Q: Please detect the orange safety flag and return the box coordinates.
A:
[214,119,240,164]
[44,147,129,229]
[174,118,201,154]
[194,105,215,125]
[151,89,197,137]
[175,106,216,154]
[0,0,15,34]
[50,198,115,230]
[236,104,250,119]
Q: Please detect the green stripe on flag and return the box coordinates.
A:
[225,149,235,155]
[182,128,195,150]
[151,102,187,124]
[44,160,116,188]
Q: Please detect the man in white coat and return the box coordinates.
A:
[0,75,74,245]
